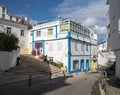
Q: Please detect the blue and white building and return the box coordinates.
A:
[32,19,97,73]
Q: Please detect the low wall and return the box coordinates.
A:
[0,48,20,71]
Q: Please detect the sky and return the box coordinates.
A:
[0,0,108,42]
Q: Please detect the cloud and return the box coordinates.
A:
[93,25,107,42]
[29,19,38,25]
[52,0,108,42]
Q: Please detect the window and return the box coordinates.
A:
[2,14,5,19]
[21,30,24,36]
[86,44,89,51]
[7,27,11,34]
[57,42,62,51]
[16,18,18,22]
[2,7,5,13]
[73,60,79,70]
[36,31,41,37]
[81,44,83,52]
[75,43,78,51]
[49,43,54,51]
[60,22,69,32]
[10,16,12,21]
[48,28,53,35]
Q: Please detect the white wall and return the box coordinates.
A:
[116,50,120,80]
[107,0,120,50]
[0,20,30,50]
[71,40,84,55]
[45,39,68,67]
[0,49,20,71]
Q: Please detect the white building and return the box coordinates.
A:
[0,4,32,54]
[98,41,116,66]
[106,0,120,80]
[32,19,98,73]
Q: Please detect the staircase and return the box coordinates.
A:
[0,54,67,85]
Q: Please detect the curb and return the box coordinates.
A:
[99,82,105,95]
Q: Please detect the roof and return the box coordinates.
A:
[7,13,24,19]
[0,3,6,7]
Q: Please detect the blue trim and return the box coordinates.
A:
[32,31,34,50]
[77,34,78,39]
[56,26,58,38]
[90,39,91,56]
[81,59,84,72]
[86,59,90,71]
[83,36,85,55]
[68,32,71,73]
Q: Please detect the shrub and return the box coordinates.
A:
[0,33,19,51]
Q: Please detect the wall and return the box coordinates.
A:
[0,48,20,71]
[45,39,68,67]
[107,0,120,51]
[0,20,31,54]
[116,50,120,80]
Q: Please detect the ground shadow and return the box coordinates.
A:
[0,54,73,95]
[107,74,120,88]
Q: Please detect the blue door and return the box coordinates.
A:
[81,59,84,72]
[86,59,90,71]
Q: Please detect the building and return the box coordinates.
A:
[106,0,120,80]
[32,19,97,73]
[0,4,32,54]
[98,41,116,67]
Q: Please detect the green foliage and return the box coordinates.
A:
[50,61,63,68]
[0,33,19,51]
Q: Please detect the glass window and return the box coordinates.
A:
[48,28,53,35]
[7,27,11,34]
[10,16,12,21]
[86,44,89,51]
[21,30,24,36]
[36,31,41,37]
[73,60,79,70]
[60,22,69,32]
[2,7,5,13]
[16,18,18,22]
[2,14,5,19]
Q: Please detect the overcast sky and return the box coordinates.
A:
[1,0,108,42]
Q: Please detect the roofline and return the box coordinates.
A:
[0,18,31,28]
[7,13,24,19]
[0,3,6,7]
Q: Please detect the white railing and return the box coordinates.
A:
[0,48,20,71]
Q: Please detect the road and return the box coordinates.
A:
[0,72,100,95]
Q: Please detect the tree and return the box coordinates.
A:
[0,33,19,51]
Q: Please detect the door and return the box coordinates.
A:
[86,59,90,71]
[81,59,84,72]
[35,42,42,55]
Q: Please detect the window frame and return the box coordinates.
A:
[73,60,79,70]
[7,27,11,34]
[21,30,24,37]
